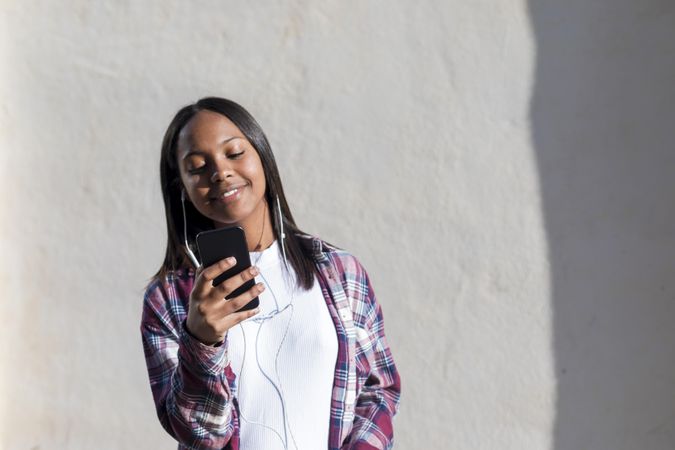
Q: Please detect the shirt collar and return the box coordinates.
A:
[295,232,335,264]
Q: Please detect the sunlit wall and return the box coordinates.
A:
[1,1,673,449]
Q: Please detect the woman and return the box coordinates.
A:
[141,97,400,450]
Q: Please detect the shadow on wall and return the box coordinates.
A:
[528,1,675,449]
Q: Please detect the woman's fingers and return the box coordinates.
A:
[222,307,261,328]
[213,265,259,300]
[218,282,265,317]
[193,257,237,297]
[187,258,264,343]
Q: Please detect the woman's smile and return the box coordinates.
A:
[209,183,248,204]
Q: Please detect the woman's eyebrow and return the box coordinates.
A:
[181,136,242,160]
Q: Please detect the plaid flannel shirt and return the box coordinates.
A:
[141,234,401,449]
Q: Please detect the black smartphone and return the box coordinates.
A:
[195,226,260,312]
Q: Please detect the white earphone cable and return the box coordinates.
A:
[234,195,299,450]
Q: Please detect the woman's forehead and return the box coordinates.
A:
[178,111,245,152]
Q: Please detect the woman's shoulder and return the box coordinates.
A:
[142,268,194,333]
[144,267,196,304]
[294,231,368,277]
[295,231,351,258]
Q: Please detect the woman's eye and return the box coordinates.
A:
[228,151,245,159]
[187,165,205,174]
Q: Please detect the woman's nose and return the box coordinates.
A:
[210,160,233,183]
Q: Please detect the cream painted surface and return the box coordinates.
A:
[2,1,670,449]
[4,1,548,448]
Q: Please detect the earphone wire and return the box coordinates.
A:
[276,195,288,274]
[234,195,299,450]
[181,189,201,269]
[237,321,289,446]
[237,274,298,450]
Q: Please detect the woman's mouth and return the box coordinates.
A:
[211,185,245,204]
[223,187,239,197]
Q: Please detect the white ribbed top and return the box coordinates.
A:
[228,239,338,450]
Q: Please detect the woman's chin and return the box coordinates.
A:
[211,209,253,228]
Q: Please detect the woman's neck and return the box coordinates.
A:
[215,201,276,252]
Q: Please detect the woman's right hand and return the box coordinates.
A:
[185,257,263,345]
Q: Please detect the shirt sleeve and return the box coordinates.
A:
[342,261,402,450]
[140,280,238,449]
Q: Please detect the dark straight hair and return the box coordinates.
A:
[154,97,317,290]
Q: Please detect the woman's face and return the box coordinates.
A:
[176,110,267,229]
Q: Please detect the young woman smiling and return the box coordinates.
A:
[141,97,401,450]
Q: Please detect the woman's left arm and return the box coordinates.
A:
[342,261,402,450]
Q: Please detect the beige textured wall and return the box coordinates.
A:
[1,1,674,449]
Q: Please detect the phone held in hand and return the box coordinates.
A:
[195,226,260,312]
